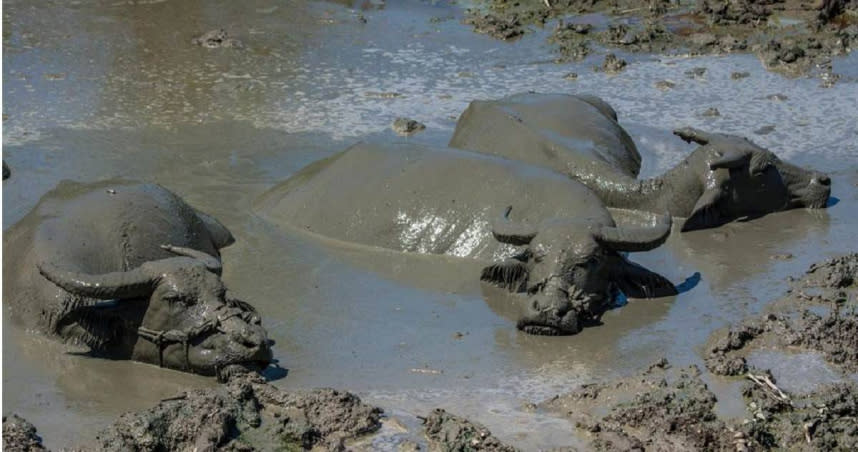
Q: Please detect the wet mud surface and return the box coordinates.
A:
[542,355,858,450]
[3,0,858,450]
[465,0,858,81]
[706,253,858,376]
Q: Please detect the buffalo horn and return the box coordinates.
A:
[38,263,154,300]
[491,206,538,246]
[595,213,672,252]
[160,244,222,274]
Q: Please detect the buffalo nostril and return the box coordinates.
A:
[815,175,831,186]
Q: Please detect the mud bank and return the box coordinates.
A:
[3,415,47,452]
[465,0,858,79]
[706,253,858,376]
[3,374,383,451]
[541,358,858,450]
[95,374,382,451]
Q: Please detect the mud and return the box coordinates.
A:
[3,415,48,452]
[95,373,382,451]
[192,29,243,49]
[4,0,858,450]
[706,253,858,376]
[422,409,517,452]
[542,360,739,451]
[391,117,426,136]
[740,376,858,450]
[466,0,858,79]
[598,53,627,73]
[543,357,858,450]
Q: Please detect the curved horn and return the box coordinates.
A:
[491,206,538,246]
[595,213,672,252]
[160,244,222,274]
[38,263,154,300]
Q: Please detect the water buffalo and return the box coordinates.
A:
[449,92,831,231]
[2,180,273,378]
[254,143,676,336]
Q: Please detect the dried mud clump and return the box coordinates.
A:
[96,374,382,451]
[741,378,858,450]
[597,23,673,52]
[463,12,529,41]
[542,361,741,451]
[3,415,47,452]
[392,117,426,136]
[422,409,517,452]
[192,29,243,48]
[698,0,775,25]
[598,53,627,73]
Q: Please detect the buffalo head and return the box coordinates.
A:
[481,208,676,335]
[675,127,831,231]
[38,245,272,379]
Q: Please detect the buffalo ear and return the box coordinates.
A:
[480,259,528,292]
[612,259,677,299]
[682,188,725,231]
[54,301,130,352]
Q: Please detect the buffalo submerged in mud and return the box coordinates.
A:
[254,142,677,336]
[450,92,831,231]
[2,180,273,379]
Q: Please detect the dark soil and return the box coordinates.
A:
[3,415,47,452]
[422,409,517,451]
[95,373,382,451]
[706,253,858,376]
[464,0,858,79]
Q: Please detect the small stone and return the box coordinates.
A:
[599,53,627,74]
[655,80,676,90]
[564,72,578,81]
[392,118,426,136]
[701,107,721,117]
[771,253,794,260]
[766,93,788,101]
[685,67,707,78]
[754,125,775,135]
[731,71,750,80]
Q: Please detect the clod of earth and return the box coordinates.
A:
[701,107,721,117]
[392,117,426,136]
[598,53,627,73]
[192,29,243,48]
[3,415,47,452]
[422,409,517,451]
[94,374,383,451]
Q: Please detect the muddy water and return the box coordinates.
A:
[3,0,857,449]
